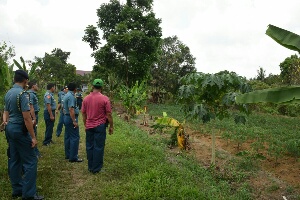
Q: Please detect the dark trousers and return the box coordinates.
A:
[43,110,55,145]
[56,111,64,137]
[34,111,40,156]
[64,115,80,161]
[6,123,38,198]
[86,124,106,173]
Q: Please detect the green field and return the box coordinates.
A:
[0,103,299,199]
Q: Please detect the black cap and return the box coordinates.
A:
[15,70,29,79]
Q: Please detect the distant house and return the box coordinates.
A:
[76,70,91,92]
[76,70,91,76]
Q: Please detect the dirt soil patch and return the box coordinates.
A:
[114,104,300,200]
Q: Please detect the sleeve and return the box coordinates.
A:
[29,92,33,105]
[44,93,51,104]
[105,97,112,113]
[20,92,31,112]
[67,96,75,108]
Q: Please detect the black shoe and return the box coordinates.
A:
[69,158,83,163]
[22,194,44,200]
[42,143,50,146]
[12,193,22,199]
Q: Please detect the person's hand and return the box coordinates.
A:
[32,119,37,126]
[50,116,55,121]
[31,137,37,148]
[73,121,78,128]
[109,127,113,135]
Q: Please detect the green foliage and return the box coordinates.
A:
[266,24,300,53]
[151,36,196,95]
[35,48,77,87]
[178,71,251,123]
[0,57,12,110]
[236,86,300,104]
[0,40,15,64]
[119,80,147,116]
[82,25,100,51]
[279,54,300,85]
[13,56,40,80]
[85,0,162,86]
[285,139,300,158]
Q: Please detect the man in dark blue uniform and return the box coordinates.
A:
[42,83,56,146]
[28,80,41,158]
[56,86,68,137]
[63,83,83,162]
[75,88,83,110]
[4,70,44,200]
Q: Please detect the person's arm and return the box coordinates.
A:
[69,107,78,128]
[82,112,87,127]
[47,104,55,121]
[107,112,113,135]
[30,104,37,126]
[22,111,37,148]
[3,111,9,125]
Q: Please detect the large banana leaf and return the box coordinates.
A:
[236,86,300,104]
[266,24,300,53]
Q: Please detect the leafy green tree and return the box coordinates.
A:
[0,40,15,65]
[151,36,196,95]
[178,71,251,165]
[279,54,300,85]
[83,0,162,86]
[0,41,14,111]
[256,67,266,82]
[37,48,74,87]
[82,25,100,51]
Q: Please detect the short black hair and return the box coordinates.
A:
[14,73,27,83]
[28,80,37,89]
[67,83,77,91]
[94,85,102,90]
[47,83,55,90]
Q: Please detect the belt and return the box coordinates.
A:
[65,114,78,116]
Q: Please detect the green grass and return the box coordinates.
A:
[0,108,253,199]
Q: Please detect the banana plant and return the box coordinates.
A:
[236,25,300,104]
[152,112,189,150]
[13,56,39,80]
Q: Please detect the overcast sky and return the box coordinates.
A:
[1,0,299,79]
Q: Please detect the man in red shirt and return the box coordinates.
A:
[81,79,113,174]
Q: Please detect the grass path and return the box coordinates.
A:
[0,111,253,200]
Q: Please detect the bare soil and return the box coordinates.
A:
[114,104,300,200]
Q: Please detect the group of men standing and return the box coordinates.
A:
[2,70,114,199]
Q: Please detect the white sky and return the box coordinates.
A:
[0,0,299,79]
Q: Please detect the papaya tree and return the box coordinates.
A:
[178,71,251,166]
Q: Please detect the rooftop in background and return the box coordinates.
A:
[76,70,91,76]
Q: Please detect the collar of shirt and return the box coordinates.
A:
[13,84,23,89]
[47,90,53,95]
[69,91,75,96]
[28,89,36,94]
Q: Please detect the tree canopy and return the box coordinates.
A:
[83,0,162,86]
[151,36,196,94]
